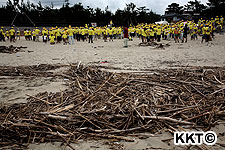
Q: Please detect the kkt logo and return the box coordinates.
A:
[174,131,217,146]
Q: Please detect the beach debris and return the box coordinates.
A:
[0,64,225,149]
[100,61,109,64]
[0,45,27,54]
[0,64,63,77]
[139,42,170,49]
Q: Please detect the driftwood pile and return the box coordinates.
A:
[139,42,170,49]
[0,64,225,149]
[0,64,63,77]
[0,45,27,54]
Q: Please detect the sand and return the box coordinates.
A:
[0,34,225,69]
[0,34,225,149]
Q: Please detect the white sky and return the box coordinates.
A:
[0,0,208,14]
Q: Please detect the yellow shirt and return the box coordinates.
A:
[67,28,74,36]
[141,29,146,37]
[81,29,85,35]
[50,35,55,43]
[56,30,61,37]
[108,29,113,35]
[9,29,15,36]
[157,28,161,35]
[150,29,154,36]
[88,29,94,36]
[24,31,28,36]
[205,27,210,35]
[35,29,40,35]
[32,31,36,36]
[62,34,67,39]
[202,27,206,35]
[42,30,48,36]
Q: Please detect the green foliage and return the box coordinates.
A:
[0,1,160,27]
[166,3,184,14]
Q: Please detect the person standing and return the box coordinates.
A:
[0,27,4,42]
[50,34,55,45]
[123,26,128,48]
[16,28,20,40]
[156,26,161,42]
[42,28,48,43]
[6,30,9,40]
[32,29,36,41]
[28,29,32,40]
[9,27,16,42]
[183,24,188,43]
[67,25,74,44]
[88,27,94,43]
[174,27,179,43]
[35,27,40,42]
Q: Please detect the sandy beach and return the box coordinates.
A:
[0,34,225,69]
[0,34,225,150]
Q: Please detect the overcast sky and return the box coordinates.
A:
[0,0,208,14]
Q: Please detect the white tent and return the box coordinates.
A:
[155,21,169,25]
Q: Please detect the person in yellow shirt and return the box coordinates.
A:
[34,27,40,42]
[42,28,48,43]
[141,27,147,43]
[32,30,36,41]
[108,28,113,42]
[117,27,122,39]
[84,27,88,41]
[220,16,224,26]
[103,28,107,42]
[201,25,207,43]
[156,27,161,42]
[24,29,28,40]
[146,28,151,42]
[150,27,155,42]
[67,25,74,44]
[9,27,16,42]
[88,27,94,43]
[0,27,5,42]
[113,28,117,39]
[215,16,220,26]
[62,32,68,45]
[50,34,55,45]
[6,30,9,40]
[55,28,62,43]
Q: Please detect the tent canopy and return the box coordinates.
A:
[155,21,169,25]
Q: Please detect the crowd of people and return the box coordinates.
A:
[0,16,224,47]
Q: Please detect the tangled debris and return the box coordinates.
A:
[139,42,170,49]
[0,45,27,54]
[0,64,64,77]
[0,64,225,149]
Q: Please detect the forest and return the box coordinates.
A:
[0,0,224,27]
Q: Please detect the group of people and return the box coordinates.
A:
[0,16,224,47]
[136,16,224,44]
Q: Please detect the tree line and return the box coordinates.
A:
[0,0,224,27]
[165,0,225,19]
[0,0,160,27]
